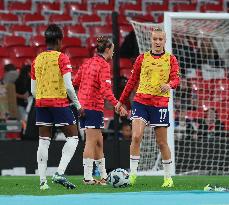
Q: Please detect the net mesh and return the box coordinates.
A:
[131,19,229,175]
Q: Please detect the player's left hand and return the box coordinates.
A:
[119,106,128,117]
[78,107,85,118]
[160,84,171,94]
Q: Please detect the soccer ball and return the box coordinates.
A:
[107,168,130,188]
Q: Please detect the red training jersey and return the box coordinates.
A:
[119,52,180,107]
[73,55,118,112]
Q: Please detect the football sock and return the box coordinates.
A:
[57,136,79,175]
[37,137,51,183]
[130,155,140,175]
[95,158,107,179]
[162,159,172,178]
[83,158,94,181]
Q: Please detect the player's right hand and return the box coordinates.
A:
[115,101,122,114]
[119,106,128,117]
[78,107,85,118]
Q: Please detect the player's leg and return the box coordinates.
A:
[52,107,79,189]
[94,131,107,185]
[81,109,105,185]
[36,107,53,190]
[129,119,146,185]
[83,128,98,184]
[155,126,173,187]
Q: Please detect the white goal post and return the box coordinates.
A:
[131,12,229,176]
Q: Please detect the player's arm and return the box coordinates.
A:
[168,55,180,89]
[59,53,81,110]
[118,54,143,106]
[161,55,180,93]
[30,60,36,98]
[99,63,118,107]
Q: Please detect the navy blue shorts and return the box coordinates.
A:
[80,109,104,129]
[131,101,170,127]
[36,107,77,127]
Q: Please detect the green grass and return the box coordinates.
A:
[0,176,228,196]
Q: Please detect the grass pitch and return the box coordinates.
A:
[0,176,228,196]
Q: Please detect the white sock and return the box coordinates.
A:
[130,155,140,175]
[37,137,51,183]
[83,158,94,181]
[95,158,107,179]
[57,136,79,175]
[162,159,172,178]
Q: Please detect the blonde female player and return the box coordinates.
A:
[73,36,127,185]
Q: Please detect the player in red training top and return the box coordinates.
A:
[73,36,127,185]
[116,27,180,187]
[31,24,83,190]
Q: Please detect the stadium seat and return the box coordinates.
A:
[64,47,90,59]
[120,58,133,69]
[62,37,82,50]
[35,2,62,15]
[65,2,89,16]
[24,14,46,25]
[200,0,224,12]
[78,14,102,26]
[10,25,33,36]
[132,14,154,23]
[0,48,10,58]
[49,14,73,25]
[36,25,48,35]
[30,35,45,47]
[70,57,90,69]
[146,0,169,13]
[118,1,142,16]
[10,47,36,59]
[8,1,32,14]
[0,13,19,25]
[92,1,115,14]
[120,69,132,78]
[88,26,112,38]
[65,25,86,37]
[3,36,26,47]
[173,3,197,12]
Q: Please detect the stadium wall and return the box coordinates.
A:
[0,140,130,175]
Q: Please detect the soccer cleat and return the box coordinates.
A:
[161,177,174,188]
[129,174,137,186]
[52,172,76,189]
[204,184,229,192]
[99,178,107,186]
[40,181,50,190]
[83,179,99,185]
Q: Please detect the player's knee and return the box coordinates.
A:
[132,134,141,145]
[156,140,168,150]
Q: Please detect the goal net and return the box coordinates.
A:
[131,13,229,175]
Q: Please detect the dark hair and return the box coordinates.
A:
[4,64,16,72]
[45,24,63,46]
[96,36,112,53]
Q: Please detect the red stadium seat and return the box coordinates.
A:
[65,2,88,16]
[64,47,90,59]
[200,0,224,12]
[0,13,19,25]
[65,25,86,37]
[36,25,48,35]
[0,48,10,58]
[36,2,61,15]
[78,14,101,25]
[132,14,154,23]
[30,35,45,47]
[10,47,36,59]
[3,36,26,47]
[49,14,73,25]
[120,69,132,78]
[62,37,82,50]
[106,15,129,26]
[0,1,4,10]
[92,2,115,13]
[70,57,90,69]
[88,26,112,38]
[10,25,33,35]
[173,3,197,12]
[146,0,169,13]
[24,14,46,25]
[118,1,142,15]
[8,1,32,14]
[120,58,133,69]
